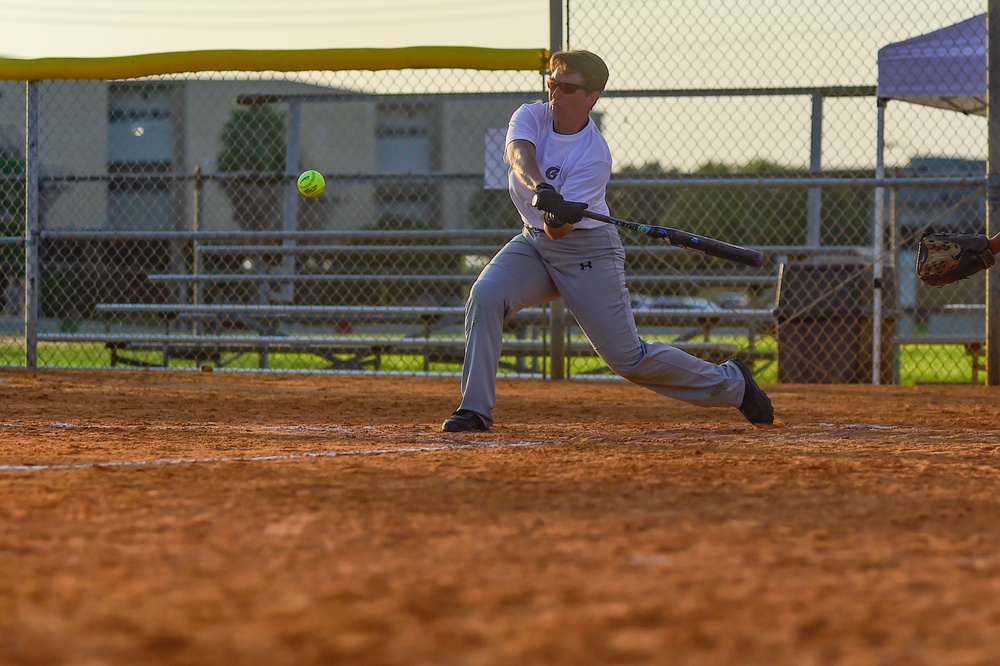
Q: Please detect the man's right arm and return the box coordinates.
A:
[505,139,546,191]
[507,140,574,239]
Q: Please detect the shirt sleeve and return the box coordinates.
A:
[504,103,543,161]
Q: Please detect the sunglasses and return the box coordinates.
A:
[547,77,589,95]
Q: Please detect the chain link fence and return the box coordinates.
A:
[0,0,991,384]
[568,0,989,384]
[2,64,551,375]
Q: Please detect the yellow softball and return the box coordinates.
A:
[297,170,325,198]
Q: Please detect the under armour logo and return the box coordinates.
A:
[580,261,593,270]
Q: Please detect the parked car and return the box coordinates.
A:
[714,291,750,309]
[629,294,725,312]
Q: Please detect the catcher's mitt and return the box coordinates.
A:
[916,233,996,287]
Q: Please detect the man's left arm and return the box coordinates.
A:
[531,185,588,239]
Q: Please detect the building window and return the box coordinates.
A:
[108,170,174,231]
[107,85,176,230]
[108,86,174,167]
[373,184,437,228]
[375,104,438,225]
[375,104,436,175]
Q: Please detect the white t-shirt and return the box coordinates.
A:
[504,101,612,230]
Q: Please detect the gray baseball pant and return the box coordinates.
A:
[457,224,747,427]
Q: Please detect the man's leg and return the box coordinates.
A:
[538,226,746,410]
[448,230,559,429]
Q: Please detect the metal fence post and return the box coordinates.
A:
[278,98,302,303]
[988,0,1000,385]
[24,81,39,370]
[547,0,567,380]
[191,166,204,336]
[872,100,887,384]
[806,92,823,247]
[550,0,563,54]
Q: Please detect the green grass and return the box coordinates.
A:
[0,338,981,385]
[897,343,982,385]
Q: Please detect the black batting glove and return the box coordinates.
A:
[531,183,560,211]
[530,183,588,226]
[542,211,567,228]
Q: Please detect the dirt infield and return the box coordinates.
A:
[1,370,999,665]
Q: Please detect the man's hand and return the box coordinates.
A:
[531,183,588,227]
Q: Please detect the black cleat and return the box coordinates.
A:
[730,358,774,425]
[441,409,489,432]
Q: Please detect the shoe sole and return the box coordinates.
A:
[441,412,489,432]
[442,424,488,433]
[731,358,775,425]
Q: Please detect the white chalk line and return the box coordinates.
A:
[3,422,366,434]
[0,421,554,473]
[0,439,551,473]
[817,423,898,430]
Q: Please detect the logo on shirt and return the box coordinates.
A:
[545,166,560,180]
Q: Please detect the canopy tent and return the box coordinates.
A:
[871,14,988,383]
[877,13,986,115]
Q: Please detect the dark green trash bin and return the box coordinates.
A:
[775,262,896,384]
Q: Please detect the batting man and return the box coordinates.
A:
[442,50,774,432]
